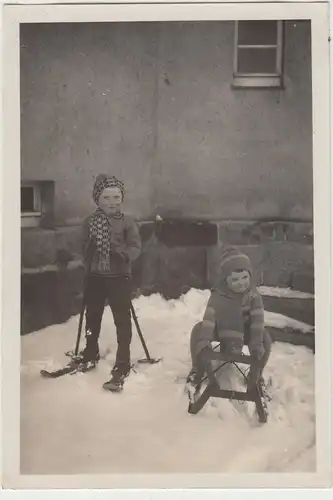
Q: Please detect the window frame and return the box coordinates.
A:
[232,20,284,88]
[21,182,42,227]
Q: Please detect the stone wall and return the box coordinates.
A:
[21,219,314,334]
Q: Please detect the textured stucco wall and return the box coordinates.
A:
[20,20,312,224]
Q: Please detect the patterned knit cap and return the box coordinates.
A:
[218,245,252,284]
[92,174,125,205]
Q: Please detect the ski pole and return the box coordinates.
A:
[130,302,161,364]
[73,241,94,357]
[74,295,86,357]
[65,280,87,360]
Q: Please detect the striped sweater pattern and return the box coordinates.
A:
[194,287,265,357]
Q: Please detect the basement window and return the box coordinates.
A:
[233,20,284,88]
[21,182,42,228]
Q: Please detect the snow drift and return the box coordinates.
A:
[20,288,315,474]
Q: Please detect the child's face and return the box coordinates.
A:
[226,270,251,294]
[98,187,123,215]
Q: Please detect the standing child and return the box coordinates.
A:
[78,174,141,391]
[186,246,272,391]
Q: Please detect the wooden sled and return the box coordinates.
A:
[187,348,269,424]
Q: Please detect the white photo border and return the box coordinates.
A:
[1,0,332,491]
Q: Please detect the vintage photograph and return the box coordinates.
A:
[19,18,317,475]
[1,0,331,490]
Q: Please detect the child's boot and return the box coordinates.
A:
[185,368,202,402]
[76,331,100,372]
[186,368,198,385]
[103,363,131,392]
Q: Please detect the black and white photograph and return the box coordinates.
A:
[1,0,331,491]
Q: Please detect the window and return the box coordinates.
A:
[233,20,284,88]
[21,182,42,228]
[21,185,41,213]
[21,180,55,229]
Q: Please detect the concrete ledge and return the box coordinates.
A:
[262,295,314,326]
[267,326,315,352]
[22,259,83,275]
[207,242,314,292]
[21,220,313,268]
[21,226,82,268]
[21,219,314,335]
[217,220,313,245]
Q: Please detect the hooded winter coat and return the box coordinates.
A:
[193,246,265,358]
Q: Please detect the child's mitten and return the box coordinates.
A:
[110,250,129,264]
[219,330,244,355]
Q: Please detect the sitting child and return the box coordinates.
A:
[187,246,272,389]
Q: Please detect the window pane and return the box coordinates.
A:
[237,48,277,74]
[237,21,278,46]
[21,187,35,212]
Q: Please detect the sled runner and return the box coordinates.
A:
[187,347,269,424]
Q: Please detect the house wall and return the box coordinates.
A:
[20,21,314,336]
[20,20,313,225]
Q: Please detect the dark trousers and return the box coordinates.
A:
[84,274,132,369]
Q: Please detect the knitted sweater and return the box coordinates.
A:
[194,287,265,358]
[81,213,141,277]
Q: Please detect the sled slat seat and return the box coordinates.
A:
[208,351,252,364]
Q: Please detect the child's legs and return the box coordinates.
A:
[84,275,107,354]
[190,322,203,370]
[258,329,272,375]
[247,329,272,386]
[107,276,132,369]
[189,321,212,381]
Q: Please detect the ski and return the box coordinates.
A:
[40,358,136,383]
[40,359,98,379]
[40,362,79,378]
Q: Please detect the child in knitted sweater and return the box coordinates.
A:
[187,246,272,389]
[79,174,141,390]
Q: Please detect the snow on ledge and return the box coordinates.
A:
[258,286,314,300]
[134,288,314,336]
[265,311,314,334]
[175,288,314,335]
[22,259,83,275]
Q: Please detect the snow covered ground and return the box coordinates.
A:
[20,288,315,475]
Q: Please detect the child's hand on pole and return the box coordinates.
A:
[111,250,129,264]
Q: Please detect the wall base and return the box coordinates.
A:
[21,220,314,335]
